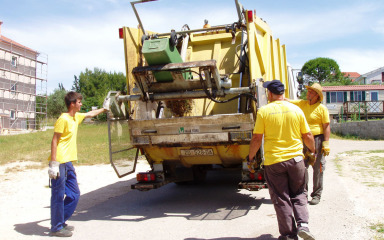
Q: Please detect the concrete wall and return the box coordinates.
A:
[331,120,384,140]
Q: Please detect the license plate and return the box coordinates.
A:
[180,148,214,156]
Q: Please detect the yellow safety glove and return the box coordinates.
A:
[305,151,316,166]
[322,141,330,156]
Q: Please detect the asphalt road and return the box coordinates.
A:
[1,138,384,240]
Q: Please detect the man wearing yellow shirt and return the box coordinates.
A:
[48,91,109,237]
[288,83,330,205]
[249,80,316,240]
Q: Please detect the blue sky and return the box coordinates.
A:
[1,0,384,93]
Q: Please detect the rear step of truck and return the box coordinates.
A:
[238,181,267,191]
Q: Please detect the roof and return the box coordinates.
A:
[322,85,384,92]
[342,72,360,78]
[0,35,37,54]
[359,66,384,78]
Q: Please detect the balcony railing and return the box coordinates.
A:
[342,101,384,114]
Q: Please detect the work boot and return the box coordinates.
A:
[297,224,315,240]
[309,197,320,205]
[63,223,74,231]
[49,228,73,237]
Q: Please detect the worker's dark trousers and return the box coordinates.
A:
[50,162,80,232]
[305,134,326,199]
[264,157,309,238]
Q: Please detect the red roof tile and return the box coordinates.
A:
[322,85,384,92]
[0,35,37,53]
[342,72,361,78]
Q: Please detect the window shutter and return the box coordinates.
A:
[326,92,330,103]
[343,92,347,102]
[362,91,366,101]
[350,91,354,101]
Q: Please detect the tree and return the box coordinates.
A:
[71,75,81,92]
[77,67,126,112]
[301,57,342,84]
[47,88,67,118]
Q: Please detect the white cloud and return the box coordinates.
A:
[267,2,379,46]
[326,48,384,74]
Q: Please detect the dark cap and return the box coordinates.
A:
[263,80,285,95]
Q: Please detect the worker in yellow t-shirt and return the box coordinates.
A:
[249,80,316,240]
[288,83,330,206]
[47,91,110,237]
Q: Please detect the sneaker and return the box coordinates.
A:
[298,227,315,240]
[309,197,320,205]
[63,223,74,231]
[49,228,73,237]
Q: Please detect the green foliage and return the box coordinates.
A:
[71,75,81,92]
[77,67,126,113]
[47,88,67,118]
[301,57,343,84]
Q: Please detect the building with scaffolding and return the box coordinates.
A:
[0,21,48,134]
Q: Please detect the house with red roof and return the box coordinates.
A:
[0,21,48,133]
[322,85,384,119]
[342,72,360,81]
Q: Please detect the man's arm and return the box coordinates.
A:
[323,123,330,141]
[50,132,62,162]
[302,132,315,153]
[85,108,107,118]
[249,134,263,160]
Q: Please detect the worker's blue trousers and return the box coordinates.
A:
[50,162,80,232]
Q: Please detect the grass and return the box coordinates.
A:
[0,122,110,166]
[330,132,368,140]
[370,222,384,240]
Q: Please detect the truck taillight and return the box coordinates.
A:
[119,28,124,39]
[247,10,253,23]
[257,172,263,181]
[249,172,263,181]
[137,173,156,182]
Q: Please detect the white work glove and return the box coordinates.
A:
[103,97,111,111]
[48,161,60,179]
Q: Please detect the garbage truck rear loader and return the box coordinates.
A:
[106,0,296,191]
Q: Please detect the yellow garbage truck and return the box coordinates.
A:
[106,0,297,191]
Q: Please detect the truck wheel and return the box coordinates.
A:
[192,166,207,183]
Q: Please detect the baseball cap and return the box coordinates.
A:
[263,80,285,95]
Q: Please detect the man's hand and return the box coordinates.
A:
[48,161,60,179]
[103,97,111,111]
[305,151,316,166]
[322,141,330,156]
[245,155,256,173]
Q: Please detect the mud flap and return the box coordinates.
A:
[106,91,138,178]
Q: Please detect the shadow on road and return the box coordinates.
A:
[185,234,276,240]
[72,169,271,222]
[14,169,272,237]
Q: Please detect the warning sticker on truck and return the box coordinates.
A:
[180,148,214,156]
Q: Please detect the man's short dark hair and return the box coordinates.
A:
[64,91,83,110]
[263,80,285,95]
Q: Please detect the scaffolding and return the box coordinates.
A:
[0,36,48,134]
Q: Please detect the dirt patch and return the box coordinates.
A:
[335,151,384,187]
[334,150,384,239]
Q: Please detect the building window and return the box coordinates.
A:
[350,91,365,101]
[11,56,17,67]
[11,84,17,92]
[10,110,16,120]
[327,91,345,103]
[371,91,378,101]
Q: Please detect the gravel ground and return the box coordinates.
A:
[0,138,383,240]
